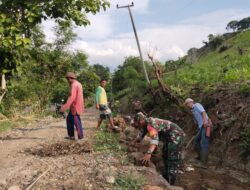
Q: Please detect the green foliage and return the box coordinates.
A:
[93,125,125,153]
[240,127,250,159]
[218,45,228,53]
[112,56,152,112]
[226,20,239,32]
[114,173,144,190]
[226,17,250,32]
[0,121,16,132]
[163,30,250,96]
[165,57,187,72]
[78,68,100,98]
[208,34,225,50]
[93,64,110,80]
[223,56,250,83]
[2,25,104,116]
[112,56,151,93]
[0,0,110,78]
[237,83,250,97]
[237,17,250,31]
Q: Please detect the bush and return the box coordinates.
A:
[237,83,250,97]
[240,127,250,159]
[218,45,229,53]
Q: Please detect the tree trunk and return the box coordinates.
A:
[148,54,182,106]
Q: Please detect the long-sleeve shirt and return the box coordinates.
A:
[137,117,185,145]
[95,86,107,105]
[61,80,84,115]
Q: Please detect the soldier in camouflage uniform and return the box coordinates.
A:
[131,112,185,185]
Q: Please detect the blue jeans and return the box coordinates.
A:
[194,126,209,151]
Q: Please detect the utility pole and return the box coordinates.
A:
[117,2,150,84]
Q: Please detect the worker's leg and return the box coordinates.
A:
[162,142,182,185]
[74,114,84,139]
[200,127,209,168]
[194,129,202,160]
[66,111,75,139]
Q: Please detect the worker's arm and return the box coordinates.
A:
[95,87,101,109]
[60,84,77,112]
[142,125,159,164]
[202,111,208,127]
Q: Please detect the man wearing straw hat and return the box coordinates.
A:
[60,72,84,140]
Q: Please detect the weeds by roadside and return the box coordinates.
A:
[93,124,125,153]
[94,124,145,190]
[0,118,34,133]
[113,173,144,190]
[0,120,16,132]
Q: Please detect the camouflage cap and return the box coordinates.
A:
[133,112,146,122]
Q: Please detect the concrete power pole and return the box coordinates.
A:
[117,2,150,84]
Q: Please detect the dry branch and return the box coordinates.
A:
[148,53,183,106]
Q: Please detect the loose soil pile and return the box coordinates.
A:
[26,141,92,157]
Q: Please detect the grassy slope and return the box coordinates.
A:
[164,30,250,95]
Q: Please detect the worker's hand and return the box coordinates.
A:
[59,106,65,113]
[203,121,208,128]
[96,104,99,110]
[141,153,151,165]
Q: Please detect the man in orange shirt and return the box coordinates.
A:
[60,72,84,140]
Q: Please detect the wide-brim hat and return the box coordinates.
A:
[66,72,76,79]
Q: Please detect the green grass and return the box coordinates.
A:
[113,173,145,190]
[93,124,125,153]
[0,118,33,133]
[0,120,17,132]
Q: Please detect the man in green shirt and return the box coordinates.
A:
[95,79,117,130]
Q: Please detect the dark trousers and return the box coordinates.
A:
[162,141,182,185]
[66,111,84,139]
[195,126,209,151]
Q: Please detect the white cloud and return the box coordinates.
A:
[42,8,250,70]
[41,19,56,43]
[75,8,250,69]
[182,9,250,29]
[74,14,114,40]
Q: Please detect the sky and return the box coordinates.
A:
[42,0,250,71]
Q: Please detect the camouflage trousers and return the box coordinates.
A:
[162,141,182,185]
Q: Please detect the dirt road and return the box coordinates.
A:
[0,108,113,190]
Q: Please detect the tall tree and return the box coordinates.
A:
[93,64,110,80]
[237,17,250,31]
[226,20,239,32]
[0,0,110,74]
